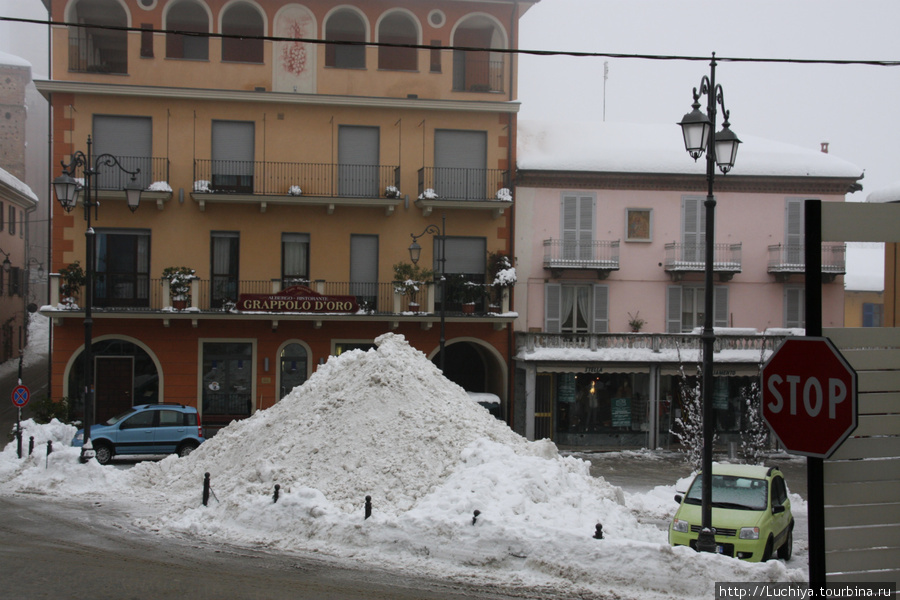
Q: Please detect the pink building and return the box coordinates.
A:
[511,120,863,448]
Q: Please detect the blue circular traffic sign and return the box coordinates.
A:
[11,385,30,407]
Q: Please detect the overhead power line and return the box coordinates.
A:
[2,15,899,67]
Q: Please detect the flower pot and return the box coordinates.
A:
[173,299,188,310]
[462,302,475,314]
[408,302,420,312]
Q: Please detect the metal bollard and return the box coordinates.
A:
[46,440,52,455]
[273,484,280,503]
[202,472,211,506]
[593,523,603,539]
[29,436,34,456]
[472,510,481,525]
[364,495,372,519]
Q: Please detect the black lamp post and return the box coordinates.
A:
[678,53,741,554]
[409,215,446,372]
[52,135,143,463]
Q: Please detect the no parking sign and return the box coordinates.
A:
[11,384,30,408]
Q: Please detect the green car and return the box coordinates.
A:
[669,463,793,562]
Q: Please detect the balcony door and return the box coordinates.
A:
[94,229,150,308]
[350,234,379,310]
[682,196,706,263]
[434,130,486,200]
[93,115,152,190]
[561,194,594,261]
[212,120,255,193]
[211,232,239,308]
[338,126,379,197]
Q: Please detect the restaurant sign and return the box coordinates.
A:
[237,285,359,314]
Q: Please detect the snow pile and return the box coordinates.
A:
[0,333,806,599]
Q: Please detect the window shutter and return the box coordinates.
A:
[682,196,705,262]
[350,234,378,300]
[212,121,254,177]
[785,198,805,264]
[713,286,729,328]
[666,285,682,333]
[434,130,487,200]
[785,287,804,328]
[439,237,486,275]
[338,126,380,197]
[545,283,561,333]
[578,196,594,260]
[93,115,153,188]
[592,284,609,333]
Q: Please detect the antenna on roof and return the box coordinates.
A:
[603,61,609,122]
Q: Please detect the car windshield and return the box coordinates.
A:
[103,409,138,426]
[685,474,768,511]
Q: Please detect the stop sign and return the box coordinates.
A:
[761,337,857,458]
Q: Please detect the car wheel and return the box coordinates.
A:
[94,443,113,465]
[177,442,198,458]
[777,526,793,561]
[762,536,773,562]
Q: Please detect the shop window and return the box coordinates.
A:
[555,372,650,437]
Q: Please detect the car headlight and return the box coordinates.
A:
[672,519,689,533]
[739,527,760,540]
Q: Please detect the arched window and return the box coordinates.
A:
[222,1,264,63]
[324,8,366,69]
[377,11,417,71]
[452,15,506,92]
[166,0,209,60]
[68,0,129,74]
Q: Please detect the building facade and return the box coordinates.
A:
[513,120,864,448]
[38,0,536,431]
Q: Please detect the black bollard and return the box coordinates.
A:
[47,440,53,455]
[16,426,22,459]
[202,472,211,506]
[364,495,372,519]
[29,436,34,456]
[593,523,603,539]
[472,510,481,525]
[273,484,280,503]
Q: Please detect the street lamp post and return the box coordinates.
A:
[52,136,143,463]
[408,214,446,372]
[678,53,741,554]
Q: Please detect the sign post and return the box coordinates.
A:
[11,383,30,459]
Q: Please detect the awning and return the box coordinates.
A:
[660,364,761,377]
[536,363,650,374]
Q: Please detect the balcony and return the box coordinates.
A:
[664,242,742,281]
[452,53,505,93]
[192,160,402,215]
[543,239,620,278]
[46,276,514,329]
[767,243,846,282]
[415,167,511,218]
[68,27,127,74]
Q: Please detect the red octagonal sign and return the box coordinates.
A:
[761,337,857,458]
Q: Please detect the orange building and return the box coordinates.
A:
[37,0,537,433]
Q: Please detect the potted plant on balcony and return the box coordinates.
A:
[162,266,195,310]
[393,261,433,312]
[627,311,646,333]
[384,185,401,199]
[58,261,86,308]
[452,274,485,314]
[488,251,516,311]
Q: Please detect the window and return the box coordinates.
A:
[666,285,728,333]
[211,120,255,193]
[166,0,209,60]
[324,9,366,69]
[377,11,418,70]
[221,1,264,63]
[68,0,128,74]
[434,130,487,200]
[282,233,309,287]
[211,232,239,308]
[429,40,442,72]
[863,302,884,327]
[7,267,21,297]
[785,198,806,264]
[0,201,4,231]
[438,236,486,310]
[93,115,153,190]
[140,24,154,58]
[121,410,155,429]
[681,196,706,262]
[350,235,378,310]
[95,229,151,308]
[562,194,595,260]
[8,206,14,235]
[338,125,379,197]
[544,283,609,333]
[785,286,804,328]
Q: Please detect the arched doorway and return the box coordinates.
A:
[433,339,507,418]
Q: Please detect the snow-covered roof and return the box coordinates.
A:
[517,119,864,180]
[866,179,900,203]
[0,50,32,69]
[0,166,38,204]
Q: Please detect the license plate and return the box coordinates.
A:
[716,545,725,554]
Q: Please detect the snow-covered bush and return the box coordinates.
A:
[496,187,513,202]
[418,188,439,200]
[147,181,172,192]
[193,180,212,193]
[385,185,401,198]
[288,186,302,196]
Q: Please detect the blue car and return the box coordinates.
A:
[72,403,205,465]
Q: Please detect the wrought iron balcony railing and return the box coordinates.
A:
[543,239,620,275]
[451,54,505,93]
[193,160,401,199]
[767,243,846,278]
[416,167,510,202]
[664,242,742,277]
[91,156,170,192]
